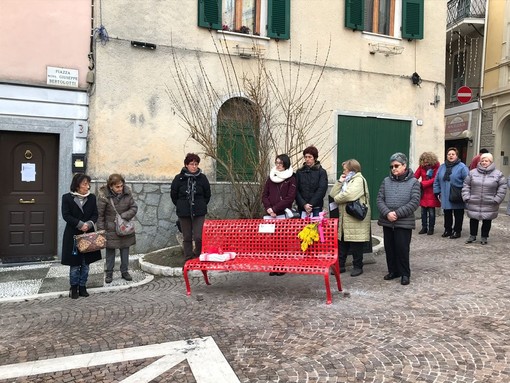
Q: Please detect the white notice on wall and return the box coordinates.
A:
[21,163,36,182]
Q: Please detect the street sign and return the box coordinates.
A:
[457,86,472,104]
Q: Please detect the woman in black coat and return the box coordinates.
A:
[171,153,211,260]
[61,173,102,299]
[296,145,328,217]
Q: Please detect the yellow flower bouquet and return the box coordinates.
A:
[297,223,319,251]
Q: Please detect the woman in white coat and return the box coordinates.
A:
[329,159,370,277]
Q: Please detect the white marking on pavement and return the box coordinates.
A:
[0,337,240,383]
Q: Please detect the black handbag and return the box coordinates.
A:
[345,179,368,220]
[449,184,463,203]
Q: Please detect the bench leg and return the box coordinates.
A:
[332,263,342,292]
[202,270,211,285]
[183,267,192,296]
[324,273,333,305]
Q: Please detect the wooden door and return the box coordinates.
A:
[0,131,59,263]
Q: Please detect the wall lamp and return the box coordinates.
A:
[411,72,422,86]
[131,41,157,50]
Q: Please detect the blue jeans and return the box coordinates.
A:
[420,207,436,229]
[69,258,90,287]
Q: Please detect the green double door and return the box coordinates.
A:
[336,115,411,219]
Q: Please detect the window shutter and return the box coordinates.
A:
[198,0,221,30]
[267,0,290,40]
[345,0,364,31]
[402,0,424,40]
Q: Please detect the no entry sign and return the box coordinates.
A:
[457,86,472,103]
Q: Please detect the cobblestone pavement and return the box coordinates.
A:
[0,213,509,382]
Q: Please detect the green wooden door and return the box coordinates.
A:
[337,116,411,219]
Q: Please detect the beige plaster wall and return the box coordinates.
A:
[88,0,446,180]
[0,0,91,87]
[483,0,507,93]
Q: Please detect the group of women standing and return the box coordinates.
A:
[62,146,508,297]
[61,173,138,299]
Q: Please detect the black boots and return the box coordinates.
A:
[70,285,89,298]
[418,227,427,234]
[79,286,89,297]
[69,285,79,299]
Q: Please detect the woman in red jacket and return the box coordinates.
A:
[414,152,441,235]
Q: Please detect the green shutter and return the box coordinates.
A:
[198,0,221,30]
[402,0,424,40]
[345,0,364,31]
[267,0,290,40]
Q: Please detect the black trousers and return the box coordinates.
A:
[469,218,492,238]
[339,237,364,269]
[383,226,412,277]
[443,209,464,234]
[179,215,206,259]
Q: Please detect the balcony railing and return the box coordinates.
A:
[447,0,486,28]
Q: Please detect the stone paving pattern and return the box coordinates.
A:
[0,213,509,382]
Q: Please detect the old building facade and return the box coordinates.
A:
[1,0,446,261]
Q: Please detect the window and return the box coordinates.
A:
[198,0,290,39]
[365,0,395,36]
[345,0,423,40]
[216,98,259,182]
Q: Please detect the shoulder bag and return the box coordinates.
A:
[345,179,368,221]
[449,184,463,203]
[110,198,136,236]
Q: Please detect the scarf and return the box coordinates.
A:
[71,191,90,206]
[341,171,356,192]
[182,167,202,204]
[269,166,293,183]
[443,158,460,181]
[391,169,410,181]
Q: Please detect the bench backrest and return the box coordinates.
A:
[202,218,338,260]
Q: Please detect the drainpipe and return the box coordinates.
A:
[476,0,490,153]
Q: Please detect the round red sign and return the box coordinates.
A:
[457,86,472,103]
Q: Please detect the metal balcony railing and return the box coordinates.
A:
[447,0,486,28]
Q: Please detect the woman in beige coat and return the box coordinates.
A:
[97,174,138,283]
[329,159,371,276]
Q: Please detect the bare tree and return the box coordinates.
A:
[167,33,332,218]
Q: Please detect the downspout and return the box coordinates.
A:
[476,0,490,152]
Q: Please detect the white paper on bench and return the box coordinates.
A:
[258,223,276,233]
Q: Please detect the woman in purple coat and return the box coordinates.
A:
[262,154,297,218]
[262,154,296,276]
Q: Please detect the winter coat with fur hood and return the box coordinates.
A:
[97,185,138,249]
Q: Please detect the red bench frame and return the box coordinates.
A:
[183,218,341,304]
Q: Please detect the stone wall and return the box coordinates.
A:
[91,181,240,254]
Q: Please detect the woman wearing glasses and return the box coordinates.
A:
[262,154,297,219]
[262,154,297,276]
[433,147,469,239]
[377,153,420,285]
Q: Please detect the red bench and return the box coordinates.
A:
[183,218,341,304]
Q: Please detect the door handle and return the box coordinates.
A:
[19,198,35,204]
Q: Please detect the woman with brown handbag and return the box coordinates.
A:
[61,173,102,299]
